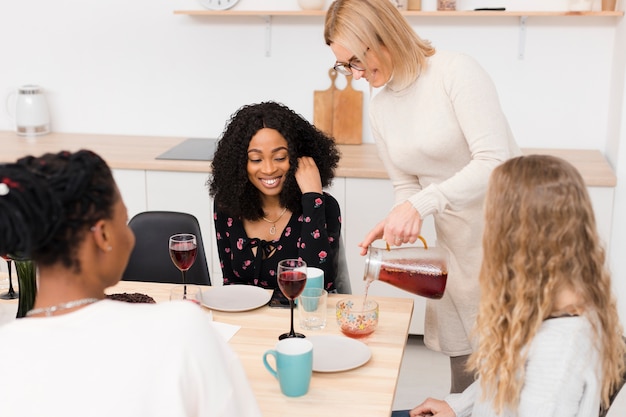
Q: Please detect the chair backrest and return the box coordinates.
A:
[122,211,211,286]
[334,237,352,294]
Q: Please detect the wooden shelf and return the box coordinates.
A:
[174,10,624,17]
[174,9,623,58]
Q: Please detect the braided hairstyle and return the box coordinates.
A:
[208,101,341,221]
[0,150,117,273]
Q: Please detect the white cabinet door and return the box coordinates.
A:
[113,169,147,220]
[145,170,215,282]
[342,178,615,335]
[326,177,346,241]
[344,178,435,335]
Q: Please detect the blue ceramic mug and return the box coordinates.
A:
[305,267,324,290]
[263,338,313,397]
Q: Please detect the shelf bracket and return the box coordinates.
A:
[518,16,528,60]
[264,15,272,57]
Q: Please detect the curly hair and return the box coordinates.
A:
[469,154,625,413]
[208,101,341,220]
[0,150,117,273]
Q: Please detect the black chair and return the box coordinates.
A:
[334,237,352,294]
[122,211,211,286]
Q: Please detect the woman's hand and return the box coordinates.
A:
[358,220,385,255]
[410,398,455,417]
[295,157,323,194]
[383,201,423,247]
[358,202,423,255]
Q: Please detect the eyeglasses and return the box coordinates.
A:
[333,58,365,76]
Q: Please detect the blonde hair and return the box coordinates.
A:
[324,0,435,90]
[469,154,625,413]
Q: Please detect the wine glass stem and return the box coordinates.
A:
[289,299,296,336]
[7,260,14,295]
[181,271,187,297]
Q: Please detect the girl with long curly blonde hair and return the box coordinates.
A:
[409,154,625,417]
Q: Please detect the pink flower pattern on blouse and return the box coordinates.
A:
[214,192,342,291]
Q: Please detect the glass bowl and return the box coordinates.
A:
[336,298,379,338]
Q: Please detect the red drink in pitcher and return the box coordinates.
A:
[363,241,449,300]
[378,259,447,299]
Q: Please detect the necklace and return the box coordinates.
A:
[261,207,288,235]
[26,298,100,317]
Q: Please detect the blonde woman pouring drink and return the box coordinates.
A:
[324,0,520,394]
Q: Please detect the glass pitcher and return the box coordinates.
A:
[363,237,448,299]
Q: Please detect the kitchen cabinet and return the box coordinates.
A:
[340,178,614,334]
[112,169,147,220]
[145,170,215,276]
[2,131,616,334]
[116,169,614,335]
[343,178,435,334]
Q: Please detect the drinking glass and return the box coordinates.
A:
[277,259,307,340]
[169,234,198,297]
[0,255,18,300]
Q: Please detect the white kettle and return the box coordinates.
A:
[7,85,51,136]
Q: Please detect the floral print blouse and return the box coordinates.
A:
[213,192,342,291]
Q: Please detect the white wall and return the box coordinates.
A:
[1,0,625,321]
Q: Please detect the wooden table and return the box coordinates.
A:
[0,279,414,417]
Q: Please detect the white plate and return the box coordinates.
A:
[202,285,271,312]
[308,335,372,372]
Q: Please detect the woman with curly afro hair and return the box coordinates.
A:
[208,101,342,291]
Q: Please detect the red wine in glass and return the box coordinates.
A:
[0,254,18,300]
[169,234,198,298]
[277,259,307,340]
[170,244,197,271]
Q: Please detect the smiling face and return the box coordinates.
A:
[330,43,392,88]
[247,128,290,199]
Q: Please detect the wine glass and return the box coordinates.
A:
[169,234,198,298]
[0,255,18,300]
[277,258,307,340]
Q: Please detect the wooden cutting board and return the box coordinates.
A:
[313,68,337,137]
[314,69,363,144]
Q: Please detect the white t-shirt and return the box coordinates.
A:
[0,299,261,417]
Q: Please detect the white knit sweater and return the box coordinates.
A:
[369,50,521,355]
[446,316,601,417]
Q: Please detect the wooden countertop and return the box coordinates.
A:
[0,131,616,187]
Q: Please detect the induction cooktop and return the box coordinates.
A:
[156,138,218,161]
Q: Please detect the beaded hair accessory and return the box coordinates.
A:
[0,177,21,196]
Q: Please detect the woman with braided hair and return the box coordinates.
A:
[0,150,261,417]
